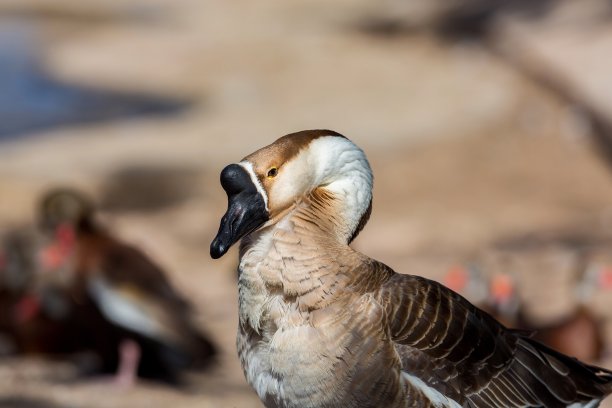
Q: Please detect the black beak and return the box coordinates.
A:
[210,164,269,259]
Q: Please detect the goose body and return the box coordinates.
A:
[211,130,612,408]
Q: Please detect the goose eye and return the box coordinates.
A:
[267,167,278,178]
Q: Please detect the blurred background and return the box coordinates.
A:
[0,0,612,406]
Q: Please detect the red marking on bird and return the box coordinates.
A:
[40,225,77,271]
[490,273,514,304]
[599,267,612,290]
[443,266,468,293]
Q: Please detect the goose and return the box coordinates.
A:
[210,129,612,408]
[37,188,217,384]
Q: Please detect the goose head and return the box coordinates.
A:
[210,129,373,259]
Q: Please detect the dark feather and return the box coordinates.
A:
[376,269,612,407]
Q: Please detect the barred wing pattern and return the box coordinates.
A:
[375,268,612,408]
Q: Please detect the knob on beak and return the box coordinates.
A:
[210,164,268,259]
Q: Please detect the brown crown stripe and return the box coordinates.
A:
[242,129,345,164]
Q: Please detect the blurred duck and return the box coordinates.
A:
[485,270,523,328]
[485,263,606,363]
[442,264,519,327]
[35,188,216,384]
[443,256,606,363]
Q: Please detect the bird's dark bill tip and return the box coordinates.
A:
[210,237,229,259]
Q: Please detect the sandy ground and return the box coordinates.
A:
[0,0,611,407]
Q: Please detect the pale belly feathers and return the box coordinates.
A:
[235,229,454,408]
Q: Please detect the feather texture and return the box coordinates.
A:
[215,131,612,408]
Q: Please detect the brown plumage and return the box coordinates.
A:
[211,130,612,407]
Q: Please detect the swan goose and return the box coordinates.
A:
[211,129,612,408]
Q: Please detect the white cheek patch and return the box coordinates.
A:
[239,161,269,211]
[269,151,312,210]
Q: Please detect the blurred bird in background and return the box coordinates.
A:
[447,245,612,363]
[0,188,217,386]
[442,264,489,309]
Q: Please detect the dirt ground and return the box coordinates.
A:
[0,0,611,407]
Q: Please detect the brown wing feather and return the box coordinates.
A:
[374,266,612,407]
[82,233,193,313]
